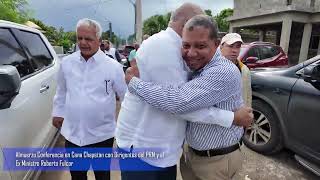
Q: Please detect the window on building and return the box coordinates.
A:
[0,28,33,78]
[287,0,292,5]
[309,35,320,50]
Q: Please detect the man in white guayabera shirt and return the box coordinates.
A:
[115,3,253,180]
[52,18,127,180]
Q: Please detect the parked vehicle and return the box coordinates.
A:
[243,55,320,175]
[239,42,288,69]
[0,20,60,180]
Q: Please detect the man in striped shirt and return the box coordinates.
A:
[125,15,248,180]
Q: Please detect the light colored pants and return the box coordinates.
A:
[180,146,244,180]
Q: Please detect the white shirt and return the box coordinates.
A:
[52,50,127,146]
[115,27,234,167]
[105,47,116,59]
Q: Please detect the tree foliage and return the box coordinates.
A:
[142,8,233,35]
[28,18,74,52]
[142,12,171,36]
[143,8,233,35]
[1,1,124,51]
[214,8,233,32]
[205,9,213,17]
[0,0,29,23]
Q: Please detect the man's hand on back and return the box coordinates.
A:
[233,106,254,128]
[125,65,140,84]
[52,117,64,129]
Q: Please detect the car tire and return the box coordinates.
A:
[243,99,283,155]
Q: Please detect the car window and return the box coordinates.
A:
[246,47,260,60]
[0,28,33,78]
[259,45,281,60]
[273,46,281,56]
[17,30,53,72]
[259,46,273,59]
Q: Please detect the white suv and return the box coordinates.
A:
[0,20,60,180]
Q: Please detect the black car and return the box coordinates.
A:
[243,55,320,175]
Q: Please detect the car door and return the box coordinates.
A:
[0,28,58,147]
[12,29,58,149]
[0,27,34,180]
[287,60,320,163]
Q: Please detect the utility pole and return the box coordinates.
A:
[109,22,112,41]
[128,0,142,43]
[135,0,142,43]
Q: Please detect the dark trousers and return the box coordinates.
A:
[118,147,176,180]
[65,138,114,180]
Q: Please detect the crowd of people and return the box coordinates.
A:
[51,2,254,180]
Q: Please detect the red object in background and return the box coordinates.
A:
[239,42,288,69]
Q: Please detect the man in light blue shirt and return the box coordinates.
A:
[116,3,253,180]
[127,43,139,67]
[125,15,250,180]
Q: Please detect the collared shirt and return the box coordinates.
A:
[52,50,127,146]
[128,49,136,62]
[128,50,244,151]
[116,27,234,167]
[105,47,116,59]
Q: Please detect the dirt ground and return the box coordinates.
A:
[39,102,319,180]
[39,135,319,180]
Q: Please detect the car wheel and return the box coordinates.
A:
[243,99,283,154]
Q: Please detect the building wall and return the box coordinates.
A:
[231,0,320,64]
[293,0,313,8]
[315,0,320,12]
[233,0,319,19]
[234,0,286,17]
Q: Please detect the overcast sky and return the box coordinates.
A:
[27,0,233,38]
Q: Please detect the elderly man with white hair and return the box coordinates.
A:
[52,18,127,180]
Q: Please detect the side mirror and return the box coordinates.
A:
[0,65,21,109]
[303,64,320,83]
[245,57,259,64]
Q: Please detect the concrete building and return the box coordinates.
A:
[229,0,320,65]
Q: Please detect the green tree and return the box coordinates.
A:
[127,33,136,44]
[214,8,233,32]
[29,18,77,52]
[0,0,29,23]
[142,12,171,36]
[28,18,57,43]
[205,9,213,17]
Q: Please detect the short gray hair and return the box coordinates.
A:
[76,18,102,39]
[184,15,219,40]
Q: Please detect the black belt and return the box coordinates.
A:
[191,141,242,157]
